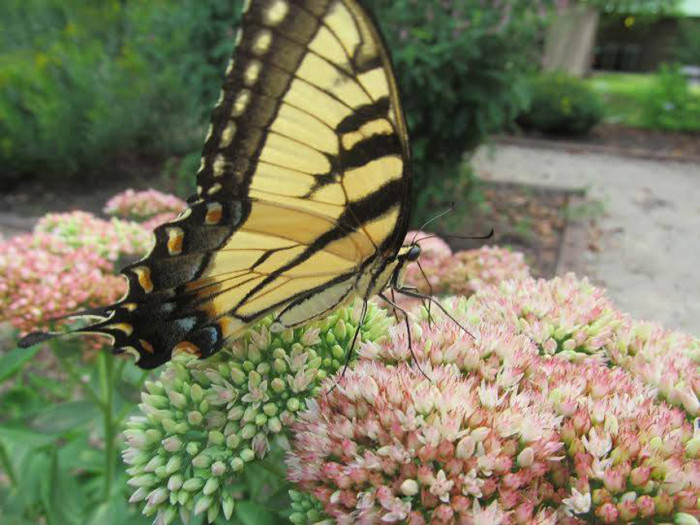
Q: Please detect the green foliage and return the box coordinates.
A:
[0,340,149,525]
[0,0,241,182]
[582,0,679,14]
[518,72,604,135]
[673,19,700,66]
[640,64,700,132]
[588,72,657,126]
[368,0,554,224]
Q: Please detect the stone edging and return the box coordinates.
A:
[494,135,700,165]
[555,192,589,277]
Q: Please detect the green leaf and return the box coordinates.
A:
[235,501,278,525]
[0,346,40,382]
[87,499,149,525]
[31,401,100,434]
[41,450,83,525]
[0,385,45,419]
[0,425,56,449]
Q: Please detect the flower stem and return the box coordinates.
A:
[51,342,105,409]
[99,352,116,501]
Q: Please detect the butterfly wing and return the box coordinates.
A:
[19,0,411,369]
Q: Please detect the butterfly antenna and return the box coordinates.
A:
[379,293,429,380]
[410,203,455,244]
[328,300,368,395]
[416,228,495,244]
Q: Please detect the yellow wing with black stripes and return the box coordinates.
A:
[19,0,411,368]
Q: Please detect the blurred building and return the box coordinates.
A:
[544,0,700,76]
[594,0,700,72]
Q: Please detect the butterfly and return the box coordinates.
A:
[20,0,463,369]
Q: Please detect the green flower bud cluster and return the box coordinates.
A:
[123,301,391,523]
[289,490,329,524]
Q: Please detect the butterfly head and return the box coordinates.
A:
[404,243,421,262]
[394,241,421,264]
[386,242,420,289]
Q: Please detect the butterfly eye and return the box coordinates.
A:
[407,245,421,262]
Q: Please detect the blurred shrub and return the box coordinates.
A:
[0,0,240,182]
[368,0,558,224]
[518,72,604,135]
[674,19,700,66]
[640,64,700,132]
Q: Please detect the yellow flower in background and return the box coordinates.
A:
[561,96,572,115]
[34,52,48,70]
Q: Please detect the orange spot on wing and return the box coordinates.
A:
[133,266,154,293]
[167,227,184,255]
[139,339,155,354]
[205,203,223,225]
[219,315,244,339]
[172,341,201,357]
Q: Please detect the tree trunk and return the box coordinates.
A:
[543,5,600,77]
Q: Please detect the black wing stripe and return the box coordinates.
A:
[236,176,404,310]
[336,98,391,133]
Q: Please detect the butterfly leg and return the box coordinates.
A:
[415,260,435,328]
[379,292,429,380]
[389,288,400,322]
[394,288,474,339]
[328,299,368,394]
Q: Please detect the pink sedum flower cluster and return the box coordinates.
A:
[401,232,530,298]
[103,188,186,221]
[462,274,625,361]
[288,316,700,524]
[0,233,125,333]
[607,321,700,417]
[454,274,700,418]
[441,247,531,296]
[34,211,153,262]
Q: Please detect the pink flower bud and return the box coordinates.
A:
[653,491,673,515]
[602,468,626,494]
[433,504,454,522]
[630,466,651,487]
[617,499,638,521]
[594,502,619,523]
[636,495,655,517]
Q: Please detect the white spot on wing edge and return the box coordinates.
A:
[213,155,226,177]
[243,60,261,86]
[264,0,288,26]
[121,346,141,363]
[207,182,223,196]
[231,89,251,117]
[220,122,236,148]
[252,30,272,55]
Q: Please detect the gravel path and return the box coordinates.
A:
[473,143,700,337]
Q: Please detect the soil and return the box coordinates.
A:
[438,180,575,279]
